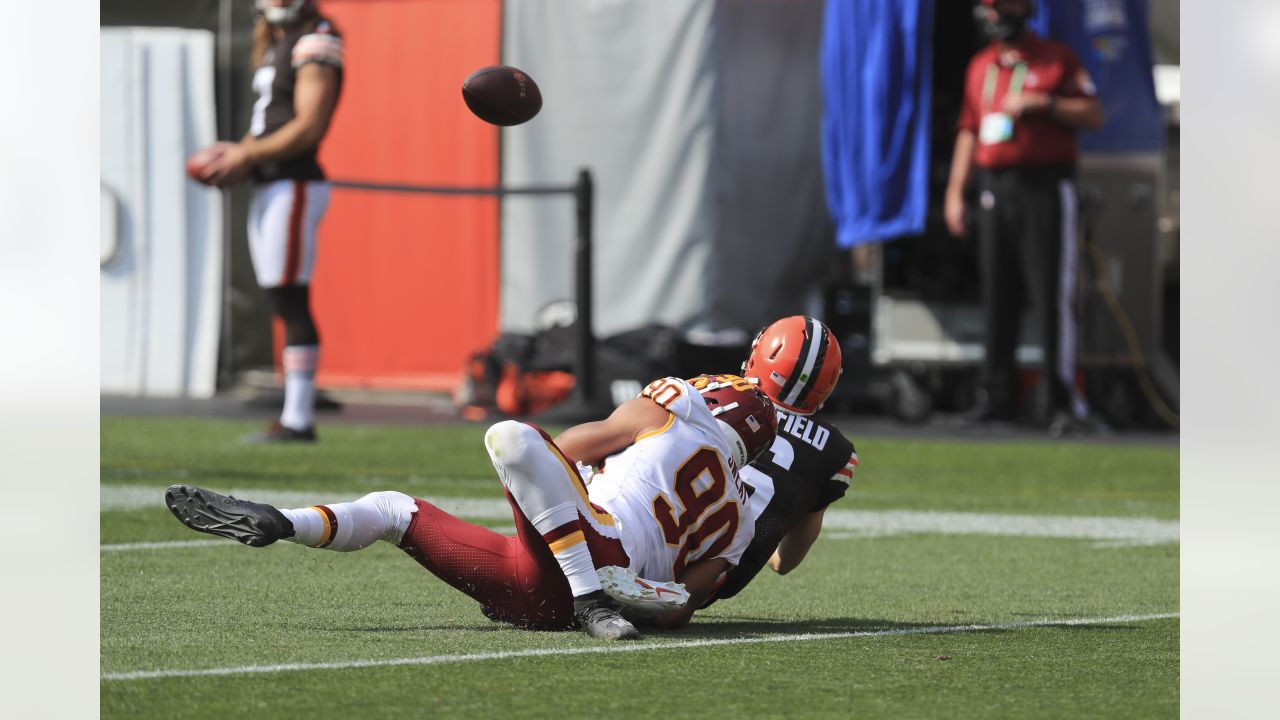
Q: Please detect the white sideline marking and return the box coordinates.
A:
[104,484,1178,545]
[102,484,507,518]
[100,612,1178,682]
[103,540,229,552]
[819,510,1179,544]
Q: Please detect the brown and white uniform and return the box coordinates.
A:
[247,18,344,288]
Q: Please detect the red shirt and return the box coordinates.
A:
[958,32,1096,169]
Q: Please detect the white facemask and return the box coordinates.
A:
[255,0,308,26]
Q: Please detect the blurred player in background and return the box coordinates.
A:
[165,375,777,640]
[659,317,858,624]
[194,0,344,443]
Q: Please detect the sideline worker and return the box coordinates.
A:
[944,0,1103,430]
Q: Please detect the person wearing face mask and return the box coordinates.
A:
[944,0,1104,434]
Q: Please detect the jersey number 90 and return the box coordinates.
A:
[653,448,740,577]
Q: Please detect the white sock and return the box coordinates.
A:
[280,491,417,551]
[280,345,319,431]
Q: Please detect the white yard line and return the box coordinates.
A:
[104,484,1178,545]
[100,612,1178,682]
[101,528,519,553]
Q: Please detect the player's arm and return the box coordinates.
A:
[649,557,730,630]
[944,129,977,237]
[209,63,341,186]
[768,508,826,575]
[243,63,340,164]
[1042,93,1103,129]
[553,397,671,467]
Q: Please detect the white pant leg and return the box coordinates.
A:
[247,179,332,288]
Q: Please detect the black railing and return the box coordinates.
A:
[328,169,598,405]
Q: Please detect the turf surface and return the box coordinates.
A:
[101,416,1178,718]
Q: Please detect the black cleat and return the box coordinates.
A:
[573,590,641,641]
[164,484,295,547]
[241,421,317,445]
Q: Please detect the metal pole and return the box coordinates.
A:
[217,0,235,390]
[574,168,596,404]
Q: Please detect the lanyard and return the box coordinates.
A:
[983,61,1027,110]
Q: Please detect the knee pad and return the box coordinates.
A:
[484,420,542,470]
[267,286,319,346]
[356,491,419,543]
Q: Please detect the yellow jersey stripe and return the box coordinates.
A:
[636,412,676,441]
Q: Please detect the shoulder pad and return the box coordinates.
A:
[640,377,699,422]
[293,32,344,69]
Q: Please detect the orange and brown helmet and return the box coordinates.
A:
[741,316,842,416]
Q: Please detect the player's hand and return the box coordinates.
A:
[597,566,689,617]
[944,189,968,238]
[205,143,254,188]
[1002,91,1051,119]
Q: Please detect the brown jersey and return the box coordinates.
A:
[249,16,344,183]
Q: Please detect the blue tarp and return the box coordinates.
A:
[821,0,1161,248]
[1040,0,1163,153]
[820,0,934,249]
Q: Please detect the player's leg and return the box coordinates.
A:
[269,285,320,435]
[398,495,576,630]
[1018,173,1089,426]
[484,420,640,639]
[484,421,606,597]
[244,180,331,442]
[165,484,416,551]
[974,172,1021,420]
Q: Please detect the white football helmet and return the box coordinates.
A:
[254,0,312,26]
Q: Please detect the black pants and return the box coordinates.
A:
[975,165,1087,420]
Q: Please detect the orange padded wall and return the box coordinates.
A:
[300,0,501,390]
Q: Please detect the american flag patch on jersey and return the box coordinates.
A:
[831,452,858,486]
[293,33,344,69]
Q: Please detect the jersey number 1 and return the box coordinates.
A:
[653,448,740,577]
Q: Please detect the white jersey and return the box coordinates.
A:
[587,377,754,581]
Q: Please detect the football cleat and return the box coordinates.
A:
[597,566,690,617]
[241,420,317,445]
[573,590,641,641]
[165,484,294,547]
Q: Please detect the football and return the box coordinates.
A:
[461,65,542,126]
[185,144,227,185]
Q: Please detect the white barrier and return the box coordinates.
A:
[100,28,222,398]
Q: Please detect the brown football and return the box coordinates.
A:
[461,65,542,126]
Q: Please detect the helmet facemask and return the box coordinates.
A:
[255,0,311,26]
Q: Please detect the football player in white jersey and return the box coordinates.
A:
[165,374,776,640]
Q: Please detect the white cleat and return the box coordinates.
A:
[597,565,690,617]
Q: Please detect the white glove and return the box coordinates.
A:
[597,565,689,617]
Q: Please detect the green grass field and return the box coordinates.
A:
[101,416,1179,718]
